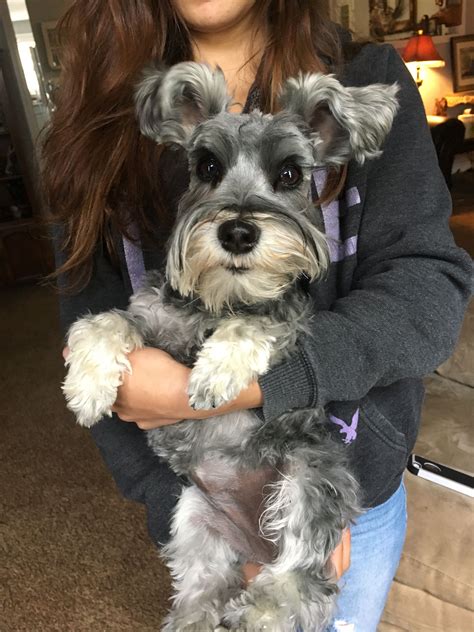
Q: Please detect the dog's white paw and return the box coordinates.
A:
[162,609,220,632]
[188,359,241,410]
[63,312,143,427]
[222,573,305,632]
[222,598,291,632]
[187,331,273,410]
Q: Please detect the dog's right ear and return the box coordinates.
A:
[279,72,399,165]
[135,62,231,146]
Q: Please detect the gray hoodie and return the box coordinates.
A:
[55,42,472,546]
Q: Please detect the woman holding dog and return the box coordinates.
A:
[45,1,471,630]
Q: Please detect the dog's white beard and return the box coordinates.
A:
[196,267,293,312]
[167,214,328,313]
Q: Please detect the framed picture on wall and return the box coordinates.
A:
[330,1,356,33]
[451,35,474,93]
[440,0,463,27]
[41,21,61,70]
[369,0,418,41]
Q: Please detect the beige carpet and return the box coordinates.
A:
[0,284,170,631]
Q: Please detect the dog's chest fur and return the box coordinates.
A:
[128,272,313,475]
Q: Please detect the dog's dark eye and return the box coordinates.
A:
[196,155,222,184]
[277,165,302,188]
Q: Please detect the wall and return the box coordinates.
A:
[466,1,474,33]
[0,1,37,139]
[390,6,473,115]
[0,0,40,210]
[11,17,29,35]
[391,39,455,115]
[357,0,470,39]
[353,2,370,38]
[333,0,474,115]
[24,0,71,82]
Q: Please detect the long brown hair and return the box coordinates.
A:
[42,0,343,289]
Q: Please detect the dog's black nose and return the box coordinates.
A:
[218,220,261,255]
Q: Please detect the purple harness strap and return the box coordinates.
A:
[312,169,359,264]
[122,225,146,293]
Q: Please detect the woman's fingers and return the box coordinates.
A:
[135,418,180,429]
[241,562,262,587]
[342,528,351,575]
[331,528,351,579]
[113,411,181,430]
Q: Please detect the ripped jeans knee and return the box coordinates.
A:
[332,621,355,632]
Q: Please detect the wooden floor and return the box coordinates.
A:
[450,170,474,257]
[452,170,474,216]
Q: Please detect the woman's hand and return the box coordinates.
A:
[331,528,351,580]
[242,529,351,587]
[112,347,193,428]
[62,345,263,429]
[113,347,264,428]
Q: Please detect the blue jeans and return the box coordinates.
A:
[326,482,407,632]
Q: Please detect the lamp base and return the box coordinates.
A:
[415,65,423,88]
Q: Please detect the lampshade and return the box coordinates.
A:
[402,31,445,68]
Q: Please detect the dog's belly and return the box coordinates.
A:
[146,409,261,475]
[147,412,284,564]
[192,460,281,564]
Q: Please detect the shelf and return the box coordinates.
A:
[0,174,23,182]
[389,35,455,48]
[0,217,35,232]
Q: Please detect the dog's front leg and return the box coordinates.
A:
[188,318,275,410]
[63,310,143,427]
[162,486,241,632]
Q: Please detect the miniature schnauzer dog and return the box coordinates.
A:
[63,62,399,631]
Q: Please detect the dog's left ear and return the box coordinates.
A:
[279,73,400,165]
[135,62,231,146]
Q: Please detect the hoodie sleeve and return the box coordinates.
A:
[259,45,472,421]
[53,225,185,546]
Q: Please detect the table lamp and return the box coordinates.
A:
[402,30,445,87]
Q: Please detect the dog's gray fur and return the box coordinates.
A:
[63,62,399,631]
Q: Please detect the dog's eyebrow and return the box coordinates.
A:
[260,132,313,178]
[190,122,239,168]
[274,152,312,168]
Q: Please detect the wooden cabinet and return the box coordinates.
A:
[0,48,53,286]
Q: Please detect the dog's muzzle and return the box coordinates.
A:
[218,219,261,255]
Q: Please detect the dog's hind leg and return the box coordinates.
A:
[222,444,359,632]
[162,485,242,632]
